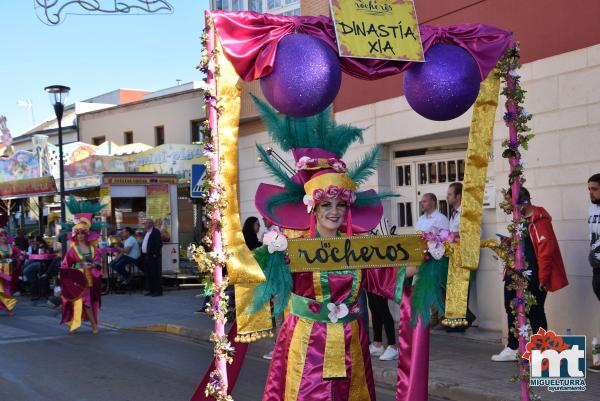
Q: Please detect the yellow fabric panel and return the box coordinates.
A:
[284,318,314,401]
[67,297,83,332]
[323,322,347,379]
[459,67,501,269]
[348,320,371,401]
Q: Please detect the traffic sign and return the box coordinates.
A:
[190,164,207,198]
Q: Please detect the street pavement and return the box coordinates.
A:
[1,289,598,401]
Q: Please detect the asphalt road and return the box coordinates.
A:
[0,303,447,401]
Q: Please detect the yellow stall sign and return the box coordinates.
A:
[330,0,424,61]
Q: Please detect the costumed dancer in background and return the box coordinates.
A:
[60,213,102,334]
[249,97,442,401]
[0,228,26,315]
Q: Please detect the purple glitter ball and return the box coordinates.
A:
[260,33,342,117]
[404,44,481,121]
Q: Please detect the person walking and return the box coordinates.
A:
[141,218,163,297]
[367,292,398,360]
[492,188,568,361]
[587,174,600,372]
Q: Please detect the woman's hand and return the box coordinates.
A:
[405,266,418,278]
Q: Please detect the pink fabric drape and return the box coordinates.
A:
[209,10,514,82]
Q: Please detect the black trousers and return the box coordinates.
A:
[367,292,396,345]
[143,253,162,294]
[593,268,600,302]
[504,275,547,350]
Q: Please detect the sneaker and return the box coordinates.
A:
[588,365,600,373]
[491,346,518,362]
[369,343,384,357]
[379,346,399,361]
[262,351,273,360]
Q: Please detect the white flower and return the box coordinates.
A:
[263,231,288,254]
[427,242,446,260]
[522,270,532,277]
[518,323,531,338]
[303,194,314,213]
[208,192,220,204]
[327,303,348,323]
[508,69,521,78]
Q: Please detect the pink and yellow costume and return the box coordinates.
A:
[249,99,432,401]
[0,243,24,313]
[60,214,102,332]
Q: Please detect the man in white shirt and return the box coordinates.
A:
[259,216,281,243]
[109,227,141,286]
[415,193,449,233]
[447,182,462,235]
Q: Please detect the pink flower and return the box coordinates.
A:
[328,158,347,172]
[326,185,340,199]
[296,156,312,170]
[339,188,356,203]
[312,189,325,202]
[308,301,321,314]
[350,304,360,314]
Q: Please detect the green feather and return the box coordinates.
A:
[348,146,381,185]
[248,246,292,316]
[252,95,367,156]
[410,258,448,326]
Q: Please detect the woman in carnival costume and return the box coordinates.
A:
[0,228,26,315]
[248,98,444,401]
[60,213,102,334]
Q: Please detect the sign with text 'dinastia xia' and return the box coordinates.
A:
[330,0,424,62]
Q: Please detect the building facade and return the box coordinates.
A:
[229,0,600,341]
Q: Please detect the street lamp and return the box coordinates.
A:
[45,85,70,254]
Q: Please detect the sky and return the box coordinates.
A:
[0,0,210,137]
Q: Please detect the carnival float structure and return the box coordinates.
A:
[191,5,538,401]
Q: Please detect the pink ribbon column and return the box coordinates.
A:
[205,11,228,398]
[506,73,530,401]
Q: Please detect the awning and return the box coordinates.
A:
[0,176,58,199]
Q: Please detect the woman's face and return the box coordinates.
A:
[315,198,348,234]
[253,220,260,234]
[76,231,87,243]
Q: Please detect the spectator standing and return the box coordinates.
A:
[447,182,462,235]
[259,216,280,242]
[492,188,568,361]
[109,227,141,286]
[367,292,398,360]
[242,216,262,251]
[587,174,600,302]
[415,193,449,233]
[141,219,163,297]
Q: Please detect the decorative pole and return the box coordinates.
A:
[205,11,228,399]
[507,74,530,401]
[499,43,535,401]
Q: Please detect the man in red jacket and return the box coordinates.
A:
[492,187,568,361]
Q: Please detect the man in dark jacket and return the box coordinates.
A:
[141,218,163,296]
[492,187,568,361]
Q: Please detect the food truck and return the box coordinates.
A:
[65,172,180,273]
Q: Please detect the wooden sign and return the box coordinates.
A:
[330,0,424,62]
[287,235,425,273]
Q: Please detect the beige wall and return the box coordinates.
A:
[237,43,600,341]
[78,90,205,146]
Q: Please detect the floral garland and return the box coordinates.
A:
[189,15,233,401]
[497,43,539,401]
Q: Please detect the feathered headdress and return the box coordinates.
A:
[61,196,106,243]
[253,95,394,235]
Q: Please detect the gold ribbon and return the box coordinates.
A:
[444,239,502,326]
[214,36,271,339]
[67,297,83,332]
[459,67,501,269]
[444,67,501,324]
[323,322,347,378]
